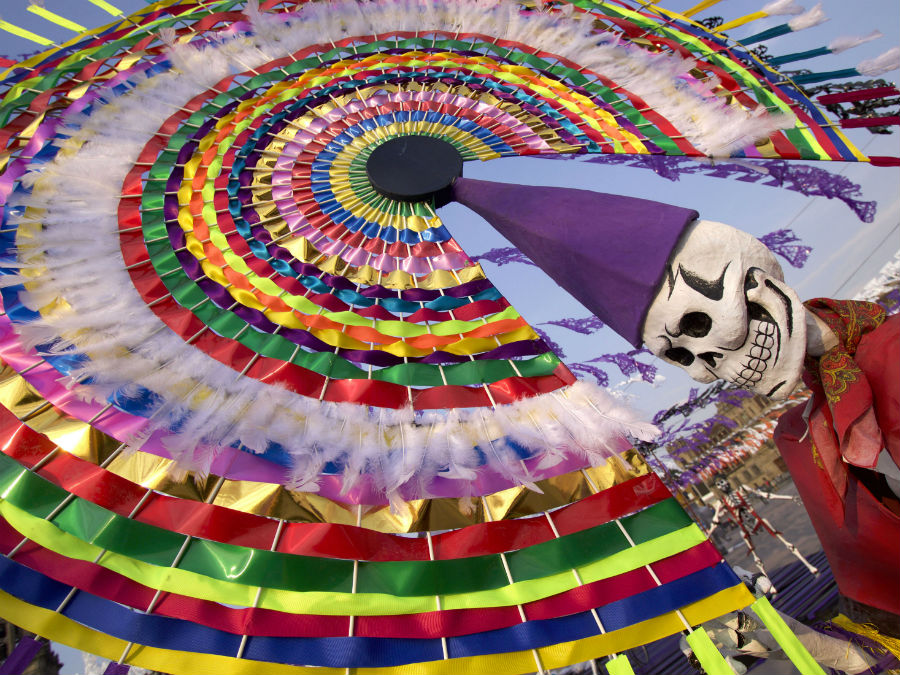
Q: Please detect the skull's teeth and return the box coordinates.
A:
[754,330,775,349]
[733,318,776,387]
[749,345,771,359]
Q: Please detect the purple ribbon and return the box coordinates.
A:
[0,636,44,675]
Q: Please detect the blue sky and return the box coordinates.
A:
[0,0,897,671]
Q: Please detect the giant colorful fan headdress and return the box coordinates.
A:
[0,0,893,673]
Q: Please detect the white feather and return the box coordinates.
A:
[158,27,177,46]
[787,4,827,31]
[829,30,883,54]
[856,47,900,76]
[761,0,804,16]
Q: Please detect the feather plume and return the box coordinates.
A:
[761,0,804,16]
[158,26,177,46]
[856,47,900,76]
[787,4,827,31]
[829,30,882,54]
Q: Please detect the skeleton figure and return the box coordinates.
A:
[639,217,900,634]
[705,475,816,583]
[641,220,814,400]
[448,179,899,652]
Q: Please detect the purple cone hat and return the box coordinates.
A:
[451,177,698,347]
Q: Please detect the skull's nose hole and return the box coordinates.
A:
[699,351,723,368]
[748,302,773,323]
[664,347,694,366]
[678,311,712,338]
[744,268,760,291]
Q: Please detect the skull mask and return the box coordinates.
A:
[641,220,807,400]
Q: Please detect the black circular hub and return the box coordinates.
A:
[365,136,462,205]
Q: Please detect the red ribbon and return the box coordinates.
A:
[868,155,900,167]
[817,86,900,104]
[840,116,900,129]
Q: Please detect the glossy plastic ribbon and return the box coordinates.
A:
[0,464,696,597]
[0,514,723,638]
[0,449,667,558]
[0,496,707,615]
[0,583,754,675]
[750,597,826,675]
[0,553,741,667]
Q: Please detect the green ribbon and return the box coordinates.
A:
[750,597,826,675]
[0,452,707,614]
[685,627,736,675]
[0,497,705,616]
[605,654,637,675]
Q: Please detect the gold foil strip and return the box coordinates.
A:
[0,360,649,533]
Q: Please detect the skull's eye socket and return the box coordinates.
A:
[664,347,694,366]
[679,312,712,338]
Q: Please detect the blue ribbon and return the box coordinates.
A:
[0,553,739,667]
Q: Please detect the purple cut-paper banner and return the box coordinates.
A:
[759,228,812,268]
[532,326,567,359]
[542,316,605,334]
[589,349,657,383]
[542,154,877,223]
[0,636,44,675]
[569,362,609,387]
[471,246,537,267]
[103,662,130,675]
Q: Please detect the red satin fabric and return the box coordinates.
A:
[0,515,721,638]
[774,315,900,616]
[841,116,900,129]
[868,155,900,167]
[817,86,900,104]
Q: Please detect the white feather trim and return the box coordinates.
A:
[761,0,804,16]
[787,4,827,31]
[828,30,884,54]
[5,0,713,498]
[829,30,883,54]
[856,47,900,76]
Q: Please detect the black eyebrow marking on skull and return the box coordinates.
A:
[665,264,677,299]
[677,261,730,301]
[764,279,794,334]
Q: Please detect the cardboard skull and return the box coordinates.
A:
[641,220,807,400]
